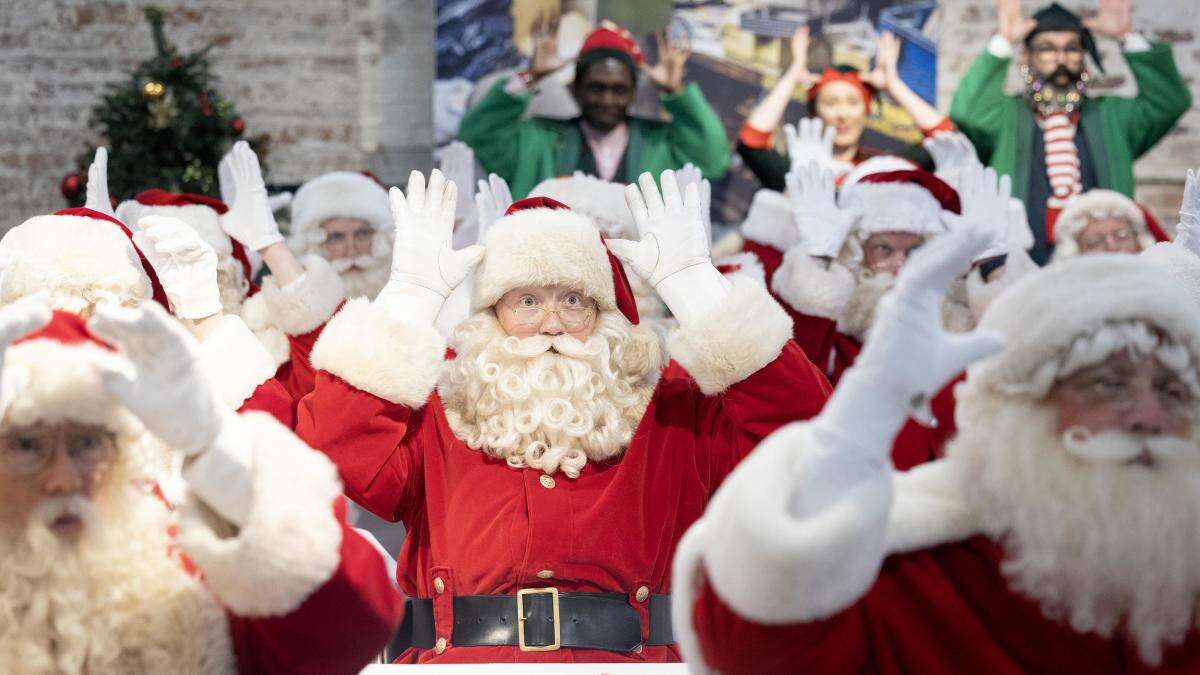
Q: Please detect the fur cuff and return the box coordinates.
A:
[310,297,446,407]
[884,460,979,555]
[259,255,345,335]
[772,247,855,320]
[195,315,277,409]
[697,423,892,624]
[176,411,343,617]
[1143,242,1200,308]
[668,276,793,395]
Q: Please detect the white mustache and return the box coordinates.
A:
[1062,427,1199,465]
[31,495,95,528]
[329,255,385,273]
[501,334,604,359]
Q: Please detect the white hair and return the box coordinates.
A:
[438,311,662,479]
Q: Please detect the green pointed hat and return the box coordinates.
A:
[1025,3,1104,72]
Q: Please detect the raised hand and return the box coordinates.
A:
[219,141,283,252]
[674,163,713,241]
[1082,0,1132,39]
[996,0,1035,43]
[922,131,983,186]
[386,170,484,301]
[785,160,860,258]
[785,118,852,176]
[787,25,819,86]
[132,216,221,320]
[474,173,513,244]
[1176,168,1200,256]
[88,301,224,456]
[529,10,568,82]
[439,141,477,221]
[863,31,900,91]
[84,147,116,217]
[611,170,710,287]
[949,164,1012,260]
[641,27,691,95]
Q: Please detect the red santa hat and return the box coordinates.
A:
[0,207,169,312]
[1050,189,1164,262]
[1,310,140,438]
[472,196,640,325]
[840,167,961,238]
[116,189,255,286]
[578,20,646,72]
[288,171,392,245]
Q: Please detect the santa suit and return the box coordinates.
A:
[296,276,830,663]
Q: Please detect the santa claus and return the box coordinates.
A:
[674,226,1200,673]
[0,298,401,674]
[1051,188,1169,262]
[296,168,830,662]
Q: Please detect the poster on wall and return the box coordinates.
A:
[435,0,940,224]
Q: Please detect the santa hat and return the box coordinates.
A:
[0,208,169,312]
[840,168,960,238]
[116,189,255,286]
[739,188,798,253]
[1050,189,1161,262]
[578,20,645,74]
[289,171,392,245]
[806,67,876,109]
[968,254,1200,397]
[472,196,640,325]
[529,173,635,239]
[1,310,140,438]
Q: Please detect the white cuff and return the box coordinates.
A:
[1122,32,1150,52]
[258,254,345,335]
[183,413,254,527]
[987,34,1014,58]
[654,263,732,326]
[195,315,277,409]
[170,288,223,320]
[375,280,447,326]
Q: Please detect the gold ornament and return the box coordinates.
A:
[142,80,166,101]
[147,89,178,129]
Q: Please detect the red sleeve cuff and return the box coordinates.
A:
[921,117,955,138]
[739,123,774,149]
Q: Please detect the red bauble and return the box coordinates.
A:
[170,56,183,69]
[60,172,83,202]
[231,117,245,134]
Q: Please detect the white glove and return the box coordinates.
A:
[785,160,860,258]
[474,173,513,244]
[267,191,293,213]
[84,147,116,217]
[0,296,53,420]
[88,301,226,456]
[377,170,485,324]
[675,163,713,242]
[439,141,477,220]
[611,171,730,325]
[791,223,1005,517]
[922,131,982,189]
[219,141,284,251]
[132,216,221,319]
[1177,168,1200,257]
[951,164,1013,261]
[784,118,853,176]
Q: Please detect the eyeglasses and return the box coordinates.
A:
[500,295,597,331]
[1065,372,1194,414]
[1031,44,1085,60]
[0,431,115,477]
[1078,227,1136,252]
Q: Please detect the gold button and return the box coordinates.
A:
[539,474,556,489]
[635,585,650,603]
[632,643,643,654]
[536,569,554,579]
[433,577,445,594]
[434,637,447,654]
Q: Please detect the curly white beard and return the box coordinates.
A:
[948,396,1200,665]
[0,455,232,674]
[216,256,249,315]
[329,255,390,300]
[439,311,663,479]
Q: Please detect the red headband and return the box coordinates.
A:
[807,68,876,109]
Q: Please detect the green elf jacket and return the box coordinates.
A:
[458,78,731,199]
[950,41,1190,204]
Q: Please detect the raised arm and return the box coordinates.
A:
[643,29,731,179]
[868,31,950,134]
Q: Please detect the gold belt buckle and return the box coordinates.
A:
[516,587,561,652]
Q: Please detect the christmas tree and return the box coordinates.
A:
[61,6,266,205]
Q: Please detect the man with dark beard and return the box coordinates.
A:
[950,0,1190,264]
[674,227,1200,673]
[0,298,401,674]
[297,168,829,663]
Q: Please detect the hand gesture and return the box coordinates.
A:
[0,296,52,418]
[641,27,691,95]
[922,131,983,188]
[949,164,1013,261]
[674,163,713,241]
[785,118,853,176]
[996,0,1035,43]
[863,31,901,91]
[132,216,221,319]
[84,147,116,217]
[610,171,709,287]
[474,173,513,244]
[439,141,477,220]
[786,25,819,86]
[1176,168,1200,256]
[387,170,484,298]
[529,11,568,82]
[785,160,860,258]
[219,141,283,251]
[88,301,224,456]
[1082,0,1132,39]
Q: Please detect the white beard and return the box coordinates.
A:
[0,458,232,674]
[330,255,390,300]
[216,256,248,315]
[948,396,1200,665]
[838,270,975,341]
[438,312,662,479]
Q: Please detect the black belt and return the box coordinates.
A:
[389,588,673,656]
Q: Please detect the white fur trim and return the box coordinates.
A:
[195,315,277,409]
[0,214,151,310]
[739,189,799,252]
[714,251,766,285]
[472,207,615,313]
[1051,189,1152,262]
[257,255,345,336]
[239,293,291,366]
[310,297,446,406]
[772,247,856,320]
[966,246,1038,320]
[1142,242,1200,309]
[289,172,391,242]
[667,276,792,395]
[884,459,980,554]
[710,231,745,259]
[840,156,918,189]
[671,521,718,675]
[529,174,635,238]
[117,200,231,258]
[840,182,946,237]
[176,411,343,617]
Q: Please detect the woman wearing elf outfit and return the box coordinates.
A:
[296,168,830,663]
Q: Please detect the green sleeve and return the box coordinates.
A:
[660,83,732,180]
[457,78,540,183]
[736,141,788,192]
[1107,41,1192,158]
[949,50,1013,162]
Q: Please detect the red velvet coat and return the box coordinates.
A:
[691,535,1200,674]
